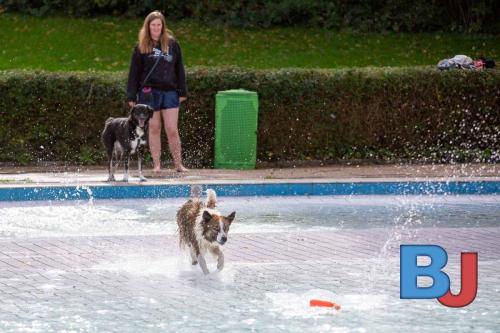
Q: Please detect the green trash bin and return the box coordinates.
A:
[214,89,258,169]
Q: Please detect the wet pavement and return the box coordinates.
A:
[0,163,498,186]
[0,223,498,332]
[0,164,499,332]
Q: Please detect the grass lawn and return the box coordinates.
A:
[1,14,499,71]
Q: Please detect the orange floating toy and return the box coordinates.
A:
[310,299,341,310]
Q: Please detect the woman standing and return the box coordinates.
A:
[127,11,188,172]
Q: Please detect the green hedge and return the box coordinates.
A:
[1,0,498,33]
[0,67,498,167]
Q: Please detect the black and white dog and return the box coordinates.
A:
[101,104,154,182]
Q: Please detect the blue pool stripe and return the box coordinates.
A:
[0,181,498,201]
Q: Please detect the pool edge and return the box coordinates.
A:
[0,180,499,201]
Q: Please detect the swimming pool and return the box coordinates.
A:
[0,195,499,332]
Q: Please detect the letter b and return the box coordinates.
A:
[400,245,450,299]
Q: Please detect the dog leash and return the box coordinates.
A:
[137,46,164,98]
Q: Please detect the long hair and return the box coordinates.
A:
[138,11,173,54]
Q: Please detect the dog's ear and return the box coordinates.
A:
[226,211,236,224]
[202,211,212,223]
[147,106,154,118]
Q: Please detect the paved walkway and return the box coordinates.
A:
[0,163,498,186]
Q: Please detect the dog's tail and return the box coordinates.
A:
[206,189,217,209]
[101,117,115,146]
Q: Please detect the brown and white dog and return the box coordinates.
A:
[176,187,235,274]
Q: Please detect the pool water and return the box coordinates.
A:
[0,195,499,332]
[2,196,498,238]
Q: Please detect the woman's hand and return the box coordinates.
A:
[180,96,187,103]
[128,101,136,108]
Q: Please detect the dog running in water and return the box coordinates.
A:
[176,187,236,274]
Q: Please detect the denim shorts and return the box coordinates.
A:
[138,88,179,111]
